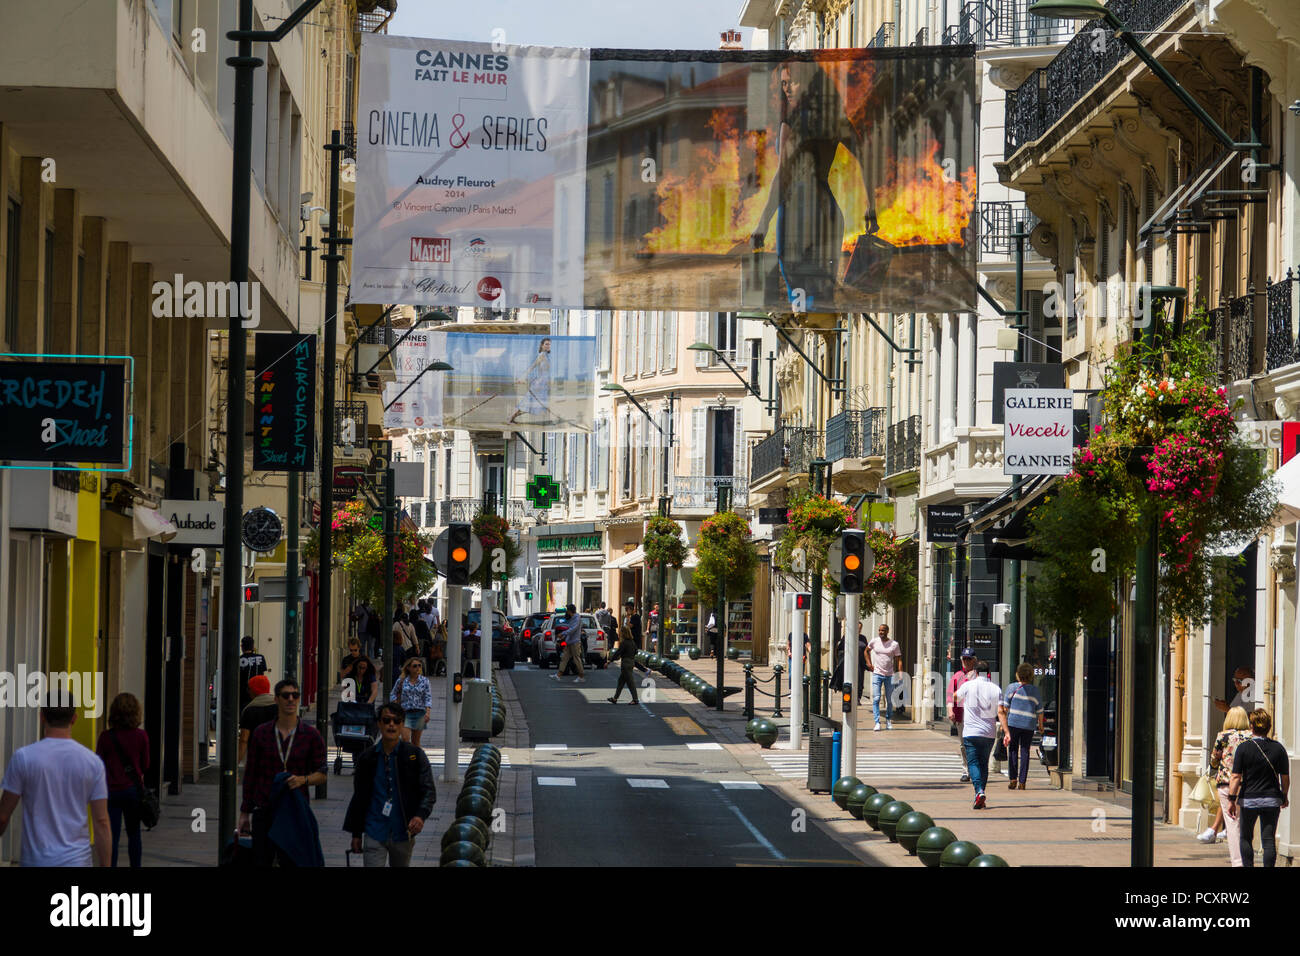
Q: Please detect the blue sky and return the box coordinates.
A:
[388,0,753,50]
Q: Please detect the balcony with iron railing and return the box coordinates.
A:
[472,307,521,322]
[885,416,922,479]
[750,425,823,487]
[940,0,1075,49]
[1265,272,1298,374]
[1208,290,1258,384]
[825,409,886,462]
[979,202,1043,260]
[868,22,894,48]
[434,497,533,526]
[342,121,356,160]
[1004,0,1190,159]
[672,475,749,512]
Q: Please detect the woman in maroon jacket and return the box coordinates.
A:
[95,693,150,867]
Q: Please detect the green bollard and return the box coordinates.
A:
[916,827,957,867]
[969,854,1009,867]
[439,840,485,866]
[831,776,862,810]
[877,801,913,842]
[940,840,983,867]
[845,783,877,819]
[752,718,779,748]
[862,792,895,830]
[896,811,935,855]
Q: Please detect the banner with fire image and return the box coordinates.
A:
[353,36,977,313]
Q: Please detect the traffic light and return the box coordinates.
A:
[840,530,866,594]
[447,522,472,586]
[842,683,853,713]
[243,583,259,603]
[452,672,463,703]
[794,592,811,611]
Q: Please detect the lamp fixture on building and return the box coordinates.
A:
[600,383,664,434]
[687,341,773,411]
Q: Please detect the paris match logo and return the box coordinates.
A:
[410,236,451,263]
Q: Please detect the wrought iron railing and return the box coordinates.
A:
[342,121,356,160]
[940,1,1074,48]
[672,475,749,511]
[357,321,394,346]
[886,416,922,477]
[473,307,520,322]
[435,497,532,525]
[825,408,886,462]
[869,22,895,48]
[1004,0,1191,159]
[1226,289,1255,383]
[333,401,368,445]
[979,202,1042,258]
[1265,272,1298,372]
[750,426,822,484]
[1208,303,1227,383]
[909,27,929,46]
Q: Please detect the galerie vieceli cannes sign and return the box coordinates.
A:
[1003,388,1074,476]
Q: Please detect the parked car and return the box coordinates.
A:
[467,608,518,669]
[538,611,607,670]
[519,612,550,664]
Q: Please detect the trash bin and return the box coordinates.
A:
[459,678,493,742]
[806,713,842,793]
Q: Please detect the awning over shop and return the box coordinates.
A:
[604,547,643,570]
[956,474,1054,537]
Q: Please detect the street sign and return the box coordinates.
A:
[926,504,964,543]
[367,438,392,475]
[258,577,310,602]
[333,465,363,502]
[758,507,787,525]
[432,526,483,577]
[525,474,561,509]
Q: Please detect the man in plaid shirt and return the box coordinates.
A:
[239,678,327,866]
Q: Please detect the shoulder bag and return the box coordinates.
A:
[1249,737,1286,798]
[110,731,161,829]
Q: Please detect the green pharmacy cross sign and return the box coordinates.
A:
[526,475,561,509]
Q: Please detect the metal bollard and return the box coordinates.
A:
[743,663,755,719]
[772,663,784,719]
[831,730,842,800]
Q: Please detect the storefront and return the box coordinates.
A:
[532,522,606,613]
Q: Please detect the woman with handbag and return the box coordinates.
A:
[94,692,153,867]
[998,663,1045,791]
[1225,708,1291,867]
[1203,706,1250,858]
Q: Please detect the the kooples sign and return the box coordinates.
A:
[162,501,223,545]
[1004,389,1074,476]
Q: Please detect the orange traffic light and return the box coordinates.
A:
[451,546,468,562]
[845,554,861,571]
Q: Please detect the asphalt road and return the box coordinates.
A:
[511,662,860,867]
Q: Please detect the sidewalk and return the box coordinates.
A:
[669,654,1230,867]
[140,665,533,867]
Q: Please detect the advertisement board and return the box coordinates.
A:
[1003,388,1074,476]
[353,36,977,313]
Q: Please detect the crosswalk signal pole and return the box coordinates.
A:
[789,594,806,750]
[444,586,463,784]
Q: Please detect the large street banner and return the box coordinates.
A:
[383,332,596,432]
[353,36,977,313]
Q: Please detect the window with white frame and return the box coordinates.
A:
[597,311,612,372]
[621,311,637,378]
[641,310,656,376]
[661,312,678,371]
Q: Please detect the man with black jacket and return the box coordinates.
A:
[344,701,436,867]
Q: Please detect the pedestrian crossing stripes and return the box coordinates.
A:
[760,751,968,779]
[534,744,567,750]
[686,742,724,751]
[719,780,762,790]
[538,777,576,786]
[609,743,644,750]
[627,778,670,788]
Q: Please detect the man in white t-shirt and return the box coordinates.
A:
[0,703,110,866]
[866,624,902,731]
[953,660,1003,810]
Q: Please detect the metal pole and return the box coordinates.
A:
[315,129,344,800]
[772,664,784,718]
[382,467,395,704]
[481,585,494,685]
[1007,220,1026,672]
[714,481,729,709]
[219,0,259,855]
[444,586,463,784]
[789,605,804,749]
[1133,511,1158,867]
[285,471,299,681]
[809,463,824,715]
[843,594,859,778]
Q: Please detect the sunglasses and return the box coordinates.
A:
[278,692,300,700]
[378,716,402,726]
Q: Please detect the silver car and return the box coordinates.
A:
[540,612,607,669]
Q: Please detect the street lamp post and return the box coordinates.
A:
[657,394,678,657]
[220,0,321,856]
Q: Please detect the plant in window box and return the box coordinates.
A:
[692,511,758,602]
[643,514,688,569]
[1027,306,1277,634]
[773,492,857,579]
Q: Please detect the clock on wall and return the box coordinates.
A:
[241,506,283,553]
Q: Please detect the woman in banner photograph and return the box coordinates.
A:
[509,337,553,425]
[749,57,884,306]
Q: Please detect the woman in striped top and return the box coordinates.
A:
[998,663,1045,791]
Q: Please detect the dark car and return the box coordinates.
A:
[519,612,550,664]
[467,608,518,669]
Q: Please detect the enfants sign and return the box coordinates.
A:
[253,334,316,471]
[0,361,128,467]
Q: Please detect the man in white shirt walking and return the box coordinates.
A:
[953,660,1003,810]
[0,701,111,866]
[866,624,902,731]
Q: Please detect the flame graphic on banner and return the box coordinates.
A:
[641,109,773,256]
[865,138,978,248]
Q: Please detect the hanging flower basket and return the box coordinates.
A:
[644,514,688,569]
[774,492,856,578]
[1027,307,1277,632]
[693,511,758,603]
